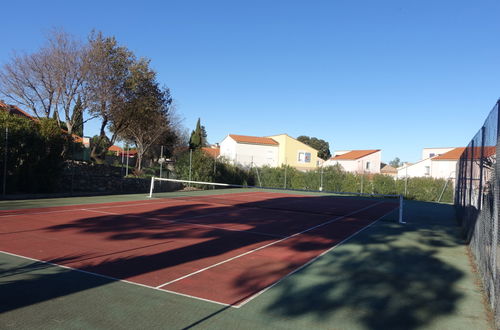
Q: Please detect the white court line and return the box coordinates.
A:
[235,208,396,307]
[0,199,185,218]
[82,208,286,239]
[155,200,385,289]
[1,201,397,308]
[0,250,232,308]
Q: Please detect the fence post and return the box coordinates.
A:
[319,165,324,191]
[189,149,192,184]
[477,127,485,210]
[2,125,7,196]
[125,145,130,176]
[284,158,287,189]
[468,140,474,207]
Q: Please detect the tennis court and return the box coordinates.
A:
[0,186,399,307]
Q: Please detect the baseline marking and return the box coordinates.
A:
[0,250,233,308]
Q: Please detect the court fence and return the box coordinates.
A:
[455,99,500,327]
[172,149,455,204]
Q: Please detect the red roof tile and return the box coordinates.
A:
[0,102,35,120]
[330,149,380,160]
[108,145,124,153]
[432,147,465,160]
[229,134,278,145]
[202,147,220,158]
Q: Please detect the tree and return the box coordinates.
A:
[389,157,401,168]
[189,118,205,149]
[0,29,87,136]
[84,31,135,163]
[71,95,84,137]
[116,59,174,172]
[297,135,331,160]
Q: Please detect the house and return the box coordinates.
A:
[0,101,35,120]
[108,145,124,156]
[324,150,381,174]
[219,134,279,167]
[380,163,398,177]
[397,147,468,183]
[421,147,455,160]
[265,134,319,171]
[202,146,220,158]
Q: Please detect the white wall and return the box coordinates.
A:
[219,136,278,167]
[325,151,381,174]
[421,147,454,160]
[397,158,457,180]
[397,158,432,179]
[431,160,457,179]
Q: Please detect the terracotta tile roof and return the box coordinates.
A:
[432,146,497,161]
[229,134,278,145]
[108,145,123,153]
[202,147,220,158]
[330,149,380,160]
[380,164,397,174]
[0,102,35,120]
[432,147,465,160]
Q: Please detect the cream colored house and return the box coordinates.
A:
[324,150,381,174]
[266,134,319,171]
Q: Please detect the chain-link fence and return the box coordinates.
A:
[455,100,499,327]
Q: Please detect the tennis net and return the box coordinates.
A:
[149,177,405,223]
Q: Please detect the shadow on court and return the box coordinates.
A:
[0,197,487,329]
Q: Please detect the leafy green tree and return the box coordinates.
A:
[84,31,135,163]
[0,113,65,193]
[297,135,331,160]
[389,157,401,168]
[117,59,174,172]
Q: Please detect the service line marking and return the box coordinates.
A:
[155,200,386,289]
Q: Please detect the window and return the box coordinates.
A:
[424,166,430,175]
[365,161,370,170]
[298,151,311,163]
[429,153,435,158]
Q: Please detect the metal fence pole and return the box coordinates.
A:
[319,165,324,191]
[284,158,287,189]
[189,149,192,184]
[468,140,474,207]
[2,126,8,196]
[477,127,485,210]
[159,146,164,179]
[125,145,130,176]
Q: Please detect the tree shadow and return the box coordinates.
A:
[0,195,470,329]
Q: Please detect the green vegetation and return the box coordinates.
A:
[297,135,331,160]
[0,112,71,193]
[174,155,454,203]
[189,118,207,150]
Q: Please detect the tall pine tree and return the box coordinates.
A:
[71,96,84,137]
[189,118,205,149]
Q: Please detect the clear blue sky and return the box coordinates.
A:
[1,0,499,163]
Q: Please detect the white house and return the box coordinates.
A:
[397,147,465,182]
[421,147,455,160]
[219,134,279,168]
[324,149,381,174]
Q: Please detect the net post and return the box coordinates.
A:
[149,176,155,198]
[399,195,406,224]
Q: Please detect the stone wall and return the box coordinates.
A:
[57,162,177,194]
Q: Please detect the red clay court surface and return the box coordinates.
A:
[0,191,399,307]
